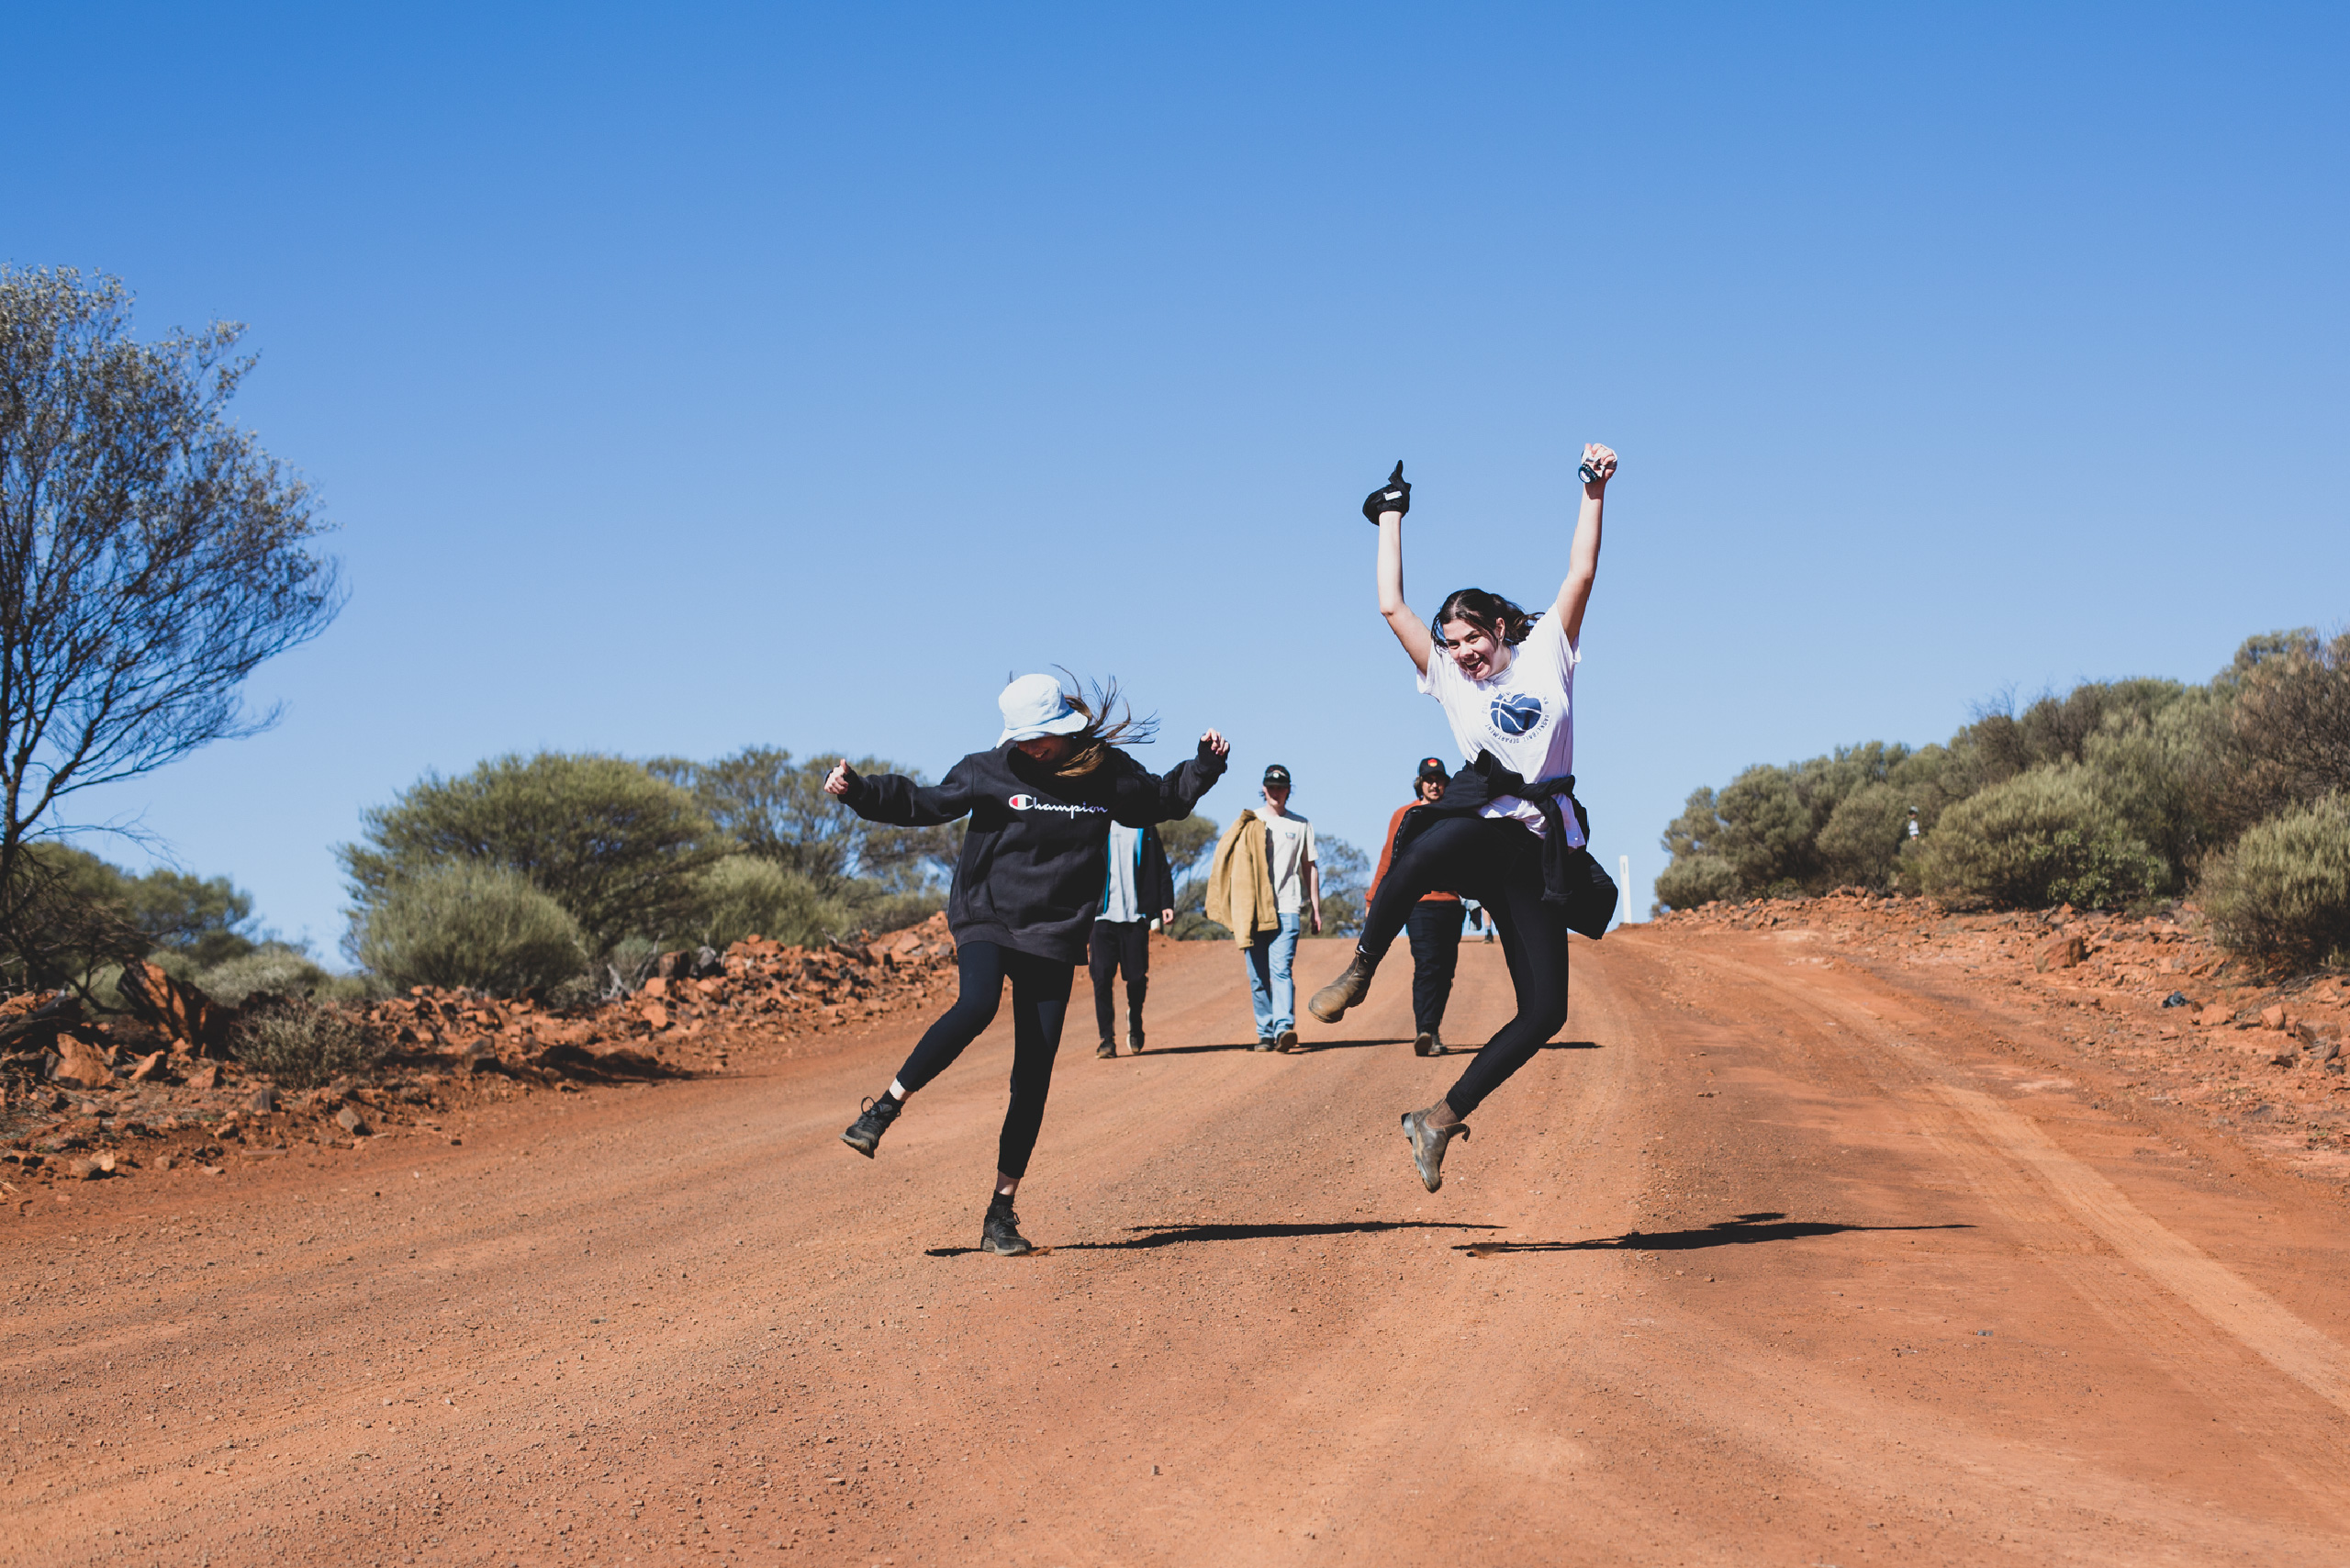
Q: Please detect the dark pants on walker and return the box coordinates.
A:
[891,940,1072,1179]
[1405,901,1463,1036]
[1356,818,1570,1119]
[1088,918,1151,1040]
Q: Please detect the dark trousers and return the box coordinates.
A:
[1404,901,1463,1035]
[892,940,1072,1179]
[1357,817,1570,1119]
[1087,919,1151,1039]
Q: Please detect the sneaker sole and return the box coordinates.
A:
[982,1237,1034,1257]
[840,1131,878,1159]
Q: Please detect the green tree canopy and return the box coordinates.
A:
[340,753,722,958]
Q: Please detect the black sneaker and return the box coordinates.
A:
[1427,1030,1447,1057]
[1413,1031,1437,1057]
[840,1095,901,1158]
[1127,1025,1146,1054]
[981,1203,1033,1256]
[1096,1037,1117,1059]
[1254,1036,1278,1052]
[1307,951,1377,1023]
[1401,1107,1470,1193]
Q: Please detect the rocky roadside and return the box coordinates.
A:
[0,913,958,1209]
[1652,890,2350,1181]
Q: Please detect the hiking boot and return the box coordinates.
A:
[981,1202,1033,1257]
[1401,1107,1470,1193]
[840,1095,901,1158]
[1307,951,1377,1023]
[1277,1028,1301,1052]
[1096,1037,1117,1059]
[1127,1025,1146,1054]
[1254,1036,1278,1052]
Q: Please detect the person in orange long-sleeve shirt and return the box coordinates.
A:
[1369,756,1466,1058]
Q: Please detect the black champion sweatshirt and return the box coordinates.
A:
[841,741,1225,965]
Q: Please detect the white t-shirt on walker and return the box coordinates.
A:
[1416,612,1586,847]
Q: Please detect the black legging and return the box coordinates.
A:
[1357,816,1570,1118]
[892,940,1073,1179]
[1087,919,1151,1038]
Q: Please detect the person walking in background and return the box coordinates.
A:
[1091,821,1176,1058]
[1208,765,1319,1051]
[1370,756,1467,1058]
[829,673,1228,1256]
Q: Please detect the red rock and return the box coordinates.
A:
[2036,935,2086,972]
[128,1050,171,1083]
[2196,1004,2232,1028]
[50,1034,116,1090]
[117,962,229,1055]
[2259,1003,2287,1030]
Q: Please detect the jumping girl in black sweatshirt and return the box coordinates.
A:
[825,673,1228,1255]
[1307,448,1617,1193]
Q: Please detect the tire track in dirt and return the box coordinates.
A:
[1650,932,2350,1529]
[11,930,2350,1566]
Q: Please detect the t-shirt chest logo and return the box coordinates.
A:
[1490,692,1546,737]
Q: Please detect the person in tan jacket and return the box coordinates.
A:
[1207,765,1319,1050]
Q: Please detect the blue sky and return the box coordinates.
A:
[10,3,2346,953]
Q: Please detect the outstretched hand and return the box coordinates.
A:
[822,759,860,798]
[1197,729,1230,761]
[1362,461,1410,524]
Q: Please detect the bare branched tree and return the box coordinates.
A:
[0,267,341,976]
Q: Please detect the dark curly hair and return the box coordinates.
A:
[1431,588,1538,647]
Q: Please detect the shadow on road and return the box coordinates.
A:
[1453,1212,1973,1257]
[1131,1037,1601,1058]
[1128,1037,1415,1056]
[925,1218,1504,1257]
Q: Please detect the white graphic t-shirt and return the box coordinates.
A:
[1260,810,1317,915]
[1416,612,1585,845]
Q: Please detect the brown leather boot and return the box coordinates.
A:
[1306,950,1377,1023]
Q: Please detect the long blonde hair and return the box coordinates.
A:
[1046,672,1157,777]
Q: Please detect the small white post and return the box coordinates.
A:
[1617,855,1632,928]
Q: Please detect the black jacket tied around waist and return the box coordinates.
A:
[1390,753,1620,939]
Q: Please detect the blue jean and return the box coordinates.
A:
[1246,913,1304,1037]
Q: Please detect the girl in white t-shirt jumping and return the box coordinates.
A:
[1306,445,1617,1193]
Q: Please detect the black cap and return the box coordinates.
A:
[1262,764,1292,788]
[1416,756,1449,784]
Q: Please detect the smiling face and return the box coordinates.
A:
[1014,734,1077,765]
[1417,777,1448,803]
[1439,619,1511,681]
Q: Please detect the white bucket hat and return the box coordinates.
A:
[997,674,1089,746]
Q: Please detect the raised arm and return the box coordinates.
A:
[1110,730,1231,825]
[823,756,979,826]
[1366,463,1433,676]
[1553,443,1616,644]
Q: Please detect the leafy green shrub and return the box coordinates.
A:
[688,857,857,948]
[1653,853,1740,911]
[353,862,586,994]
[198,944,331,1005]
[1909,765,2168,909]
[2200,794,2350,970]
[341,753,720,958]
[233,999,383,1088]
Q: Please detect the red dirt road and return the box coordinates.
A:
[8,927,2350,1566]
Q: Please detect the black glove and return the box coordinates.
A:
[1361,461,1410,524]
